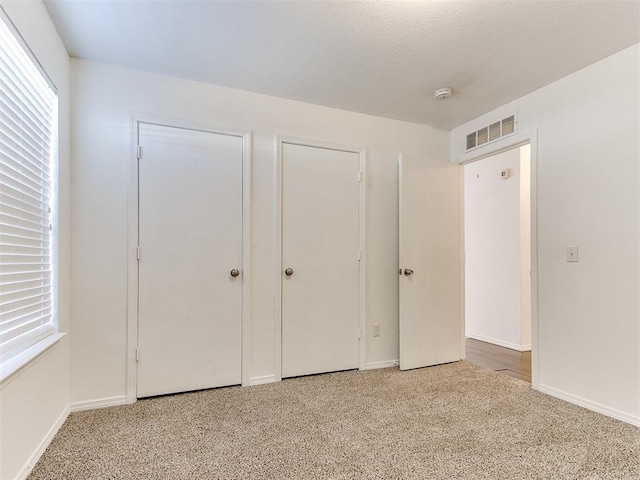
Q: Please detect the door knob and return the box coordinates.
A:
[404,268,414,276]
[284,268,294,277]
[230,268,240,277]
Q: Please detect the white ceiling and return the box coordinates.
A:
[44,0,640,130]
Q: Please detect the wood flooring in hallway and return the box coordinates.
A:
[465,338,532,383]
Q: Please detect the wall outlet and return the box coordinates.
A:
[372,324,380,337]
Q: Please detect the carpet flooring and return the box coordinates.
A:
[29,361,639,479]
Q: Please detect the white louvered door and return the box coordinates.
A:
[136,123,243,398]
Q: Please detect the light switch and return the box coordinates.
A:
[567,246,578,262]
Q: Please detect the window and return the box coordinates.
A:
[0,9,58,363]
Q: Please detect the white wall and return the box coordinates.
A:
[464,147,527,350]
[519,145,531,348]
[69,59,457,404]
[452,44,640,425]
[0,1,71,479]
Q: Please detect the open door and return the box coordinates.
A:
[399,154,461,370]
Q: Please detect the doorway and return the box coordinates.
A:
[463,144,532,382]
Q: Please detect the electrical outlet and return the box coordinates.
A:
[372,324,380,337]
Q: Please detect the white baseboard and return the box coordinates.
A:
[17,405,69,480]
[247,374,277,386]
[466,332,531,352]
[365,360,399,370]
[70,395,127,412]
[537,384,640,427]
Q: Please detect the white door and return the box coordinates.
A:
[137,123,243,398]
[399,154,460,370]
[281,143,360,378]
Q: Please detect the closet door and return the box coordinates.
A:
[281,143,360,378]
[137,123,243,398]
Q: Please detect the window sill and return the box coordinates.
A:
[0,332,66,385]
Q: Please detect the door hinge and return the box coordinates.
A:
[358,171,363,183]
[358,249,362,261]
[137,145,142,160]
[135,348,139,362]
[137,246,141,261]
[358,328,362,340]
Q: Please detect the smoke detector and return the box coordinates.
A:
[434,87,453,100]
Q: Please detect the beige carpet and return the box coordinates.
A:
[29,362,639,479]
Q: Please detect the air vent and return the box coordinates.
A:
[465,114,516,151]
[501,115,515,135]
[466,132,477,150]
[477,127,488,146]
[488,121,500,141]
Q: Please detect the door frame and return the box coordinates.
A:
[454,128,539,389]
[274,136,367,382]
[126,113,252,403]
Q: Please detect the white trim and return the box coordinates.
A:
[240,133,252,387]
[15,406,69,480]
[70,396,128,412]
[456,129,540,389]
[529,133,540,389]
[247,374,277,386]
[127,112,251,402]
[458,165,466,360]
[365,360,399,370]
[274,137,283,382]
[397,155,403,366]
[358,150,367,372]
[274,135,367,381]
[277,136,366,154]
[0,333,65,385]
[466,333,531,352]
[126,114,139,404]
[538,384,640,427]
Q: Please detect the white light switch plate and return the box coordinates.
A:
[567,246,579,262]
[372,324,380,337]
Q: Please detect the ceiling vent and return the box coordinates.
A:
[466,115,516,151]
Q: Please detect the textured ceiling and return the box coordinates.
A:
[44,0,640,130]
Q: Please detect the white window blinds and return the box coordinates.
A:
[0,11,57,362]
